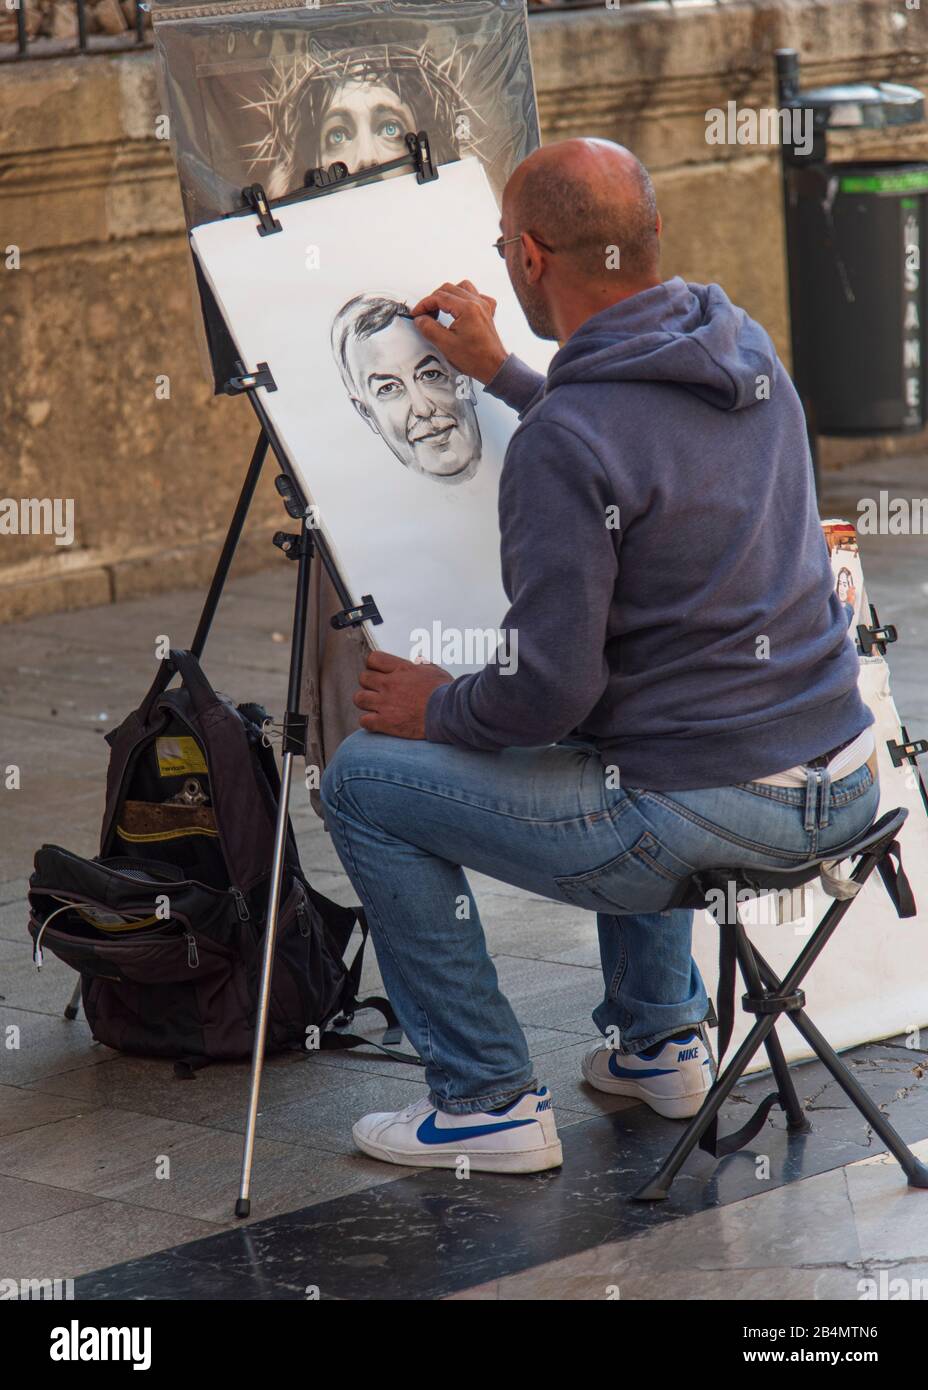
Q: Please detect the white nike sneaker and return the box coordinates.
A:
[581,1030,714,1119]
[352,1087,563,1173]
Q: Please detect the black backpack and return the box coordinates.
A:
[27,649,411,1074]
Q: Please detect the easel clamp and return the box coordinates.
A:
[224,362,277,395]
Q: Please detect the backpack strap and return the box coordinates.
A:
[876,840,917,918]
[137,649,219,725]
[698,926,779,1159]
[321,1003,423,1066]
[173,1055,213,1080]
[323,909,423,1065]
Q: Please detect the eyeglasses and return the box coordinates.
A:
[493,232,555,259]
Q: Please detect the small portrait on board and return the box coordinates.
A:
[331,292,482,484]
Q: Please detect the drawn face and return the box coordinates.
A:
[320,79,416,170]
[346,317,481,481]
[837,569,851,602]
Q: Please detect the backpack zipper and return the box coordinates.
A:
[232,888,250,922]
[185,931,199,968]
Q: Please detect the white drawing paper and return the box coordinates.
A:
[191,157,553,668]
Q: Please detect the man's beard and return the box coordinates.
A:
[510,259,558,341]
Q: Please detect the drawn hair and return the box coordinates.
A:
[330,293,408,396]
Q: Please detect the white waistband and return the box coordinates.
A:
[754,728,875,788]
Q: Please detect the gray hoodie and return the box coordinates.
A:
[425,277,870,790]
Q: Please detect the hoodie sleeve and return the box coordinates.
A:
[484,353,546,418]
[425,419,618,750]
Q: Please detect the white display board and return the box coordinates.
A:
[191,157,553,668]
[693,656,928,1072]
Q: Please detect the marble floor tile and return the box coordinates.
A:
[0,938,79,1016]
[0,1172,102,1235]
[0,1196,220,1284]
[0,1106,398,1224]
[450,1138,928,1302]
[0,1083,97,1138]
[843,1137,928,1266]
[27,1049,341,1128]
[211,1073,431,1155]
[0,1006,118,1086]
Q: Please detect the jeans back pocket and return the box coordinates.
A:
[554,831,683,915]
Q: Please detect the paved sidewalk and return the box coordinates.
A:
[0,554,610,1278]
[1,452,926,1293]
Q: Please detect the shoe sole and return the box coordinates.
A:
[352,1127,564,1173]
[581,1055,710,1120]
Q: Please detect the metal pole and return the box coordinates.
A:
[235,516,312,1218]
[235,750,295,1218]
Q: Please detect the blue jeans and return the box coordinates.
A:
[320,732,879,1115]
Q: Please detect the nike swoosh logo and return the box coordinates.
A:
[608,1055,676,1080]
[415,1113,536,1145]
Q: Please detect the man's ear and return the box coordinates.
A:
[520,232,546,286]
[351,396,379,436]
[655,210,663,241]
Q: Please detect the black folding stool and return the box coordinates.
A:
[634,807,928,1201]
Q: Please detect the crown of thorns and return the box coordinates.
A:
[240,39,484,180]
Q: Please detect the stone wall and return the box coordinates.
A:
[1,0,927,621]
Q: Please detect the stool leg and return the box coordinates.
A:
[760,1029,811,1132]
[736,929,810,1133]
[633,1011,779,1201]
[782,1006,928,1188]
[751,947,928,1189]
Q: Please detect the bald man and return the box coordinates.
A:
[321,140,876,1173]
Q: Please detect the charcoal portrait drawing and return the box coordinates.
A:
[331,293,482,483]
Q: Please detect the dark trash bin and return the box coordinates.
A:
[776,50,926,439]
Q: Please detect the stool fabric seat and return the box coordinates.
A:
[667,807,914,911]
[634,807,928,1201]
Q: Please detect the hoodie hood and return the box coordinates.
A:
[545,277,777,412]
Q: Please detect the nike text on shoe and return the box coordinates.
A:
[581,1030,714,1119]
[352,1088,563,1173]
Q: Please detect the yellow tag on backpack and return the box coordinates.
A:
[156,736,207,778]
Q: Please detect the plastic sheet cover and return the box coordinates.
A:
[152,0,540,229]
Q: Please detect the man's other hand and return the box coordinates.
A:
[354,650,453,739]
[408,280,508,385]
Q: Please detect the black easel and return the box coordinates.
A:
[176,133,439,1216]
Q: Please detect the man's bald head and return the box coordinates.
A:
[504,138,660,284]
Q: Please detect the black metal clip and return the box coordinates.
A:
[275,473,307,520]
[888,728,928,767]
[223,362,277,396]
[306,160,350,190]
[742,989,806,1016]
[272,531,304,562]
[857,621,898,654]
[409,130,438,183]
[331,596,382,630]
[281,712,309,757]
[242,183,282,236]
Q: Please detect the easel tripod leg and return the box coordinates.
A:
[236,515,313,1218]
[235,749,297,1219]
